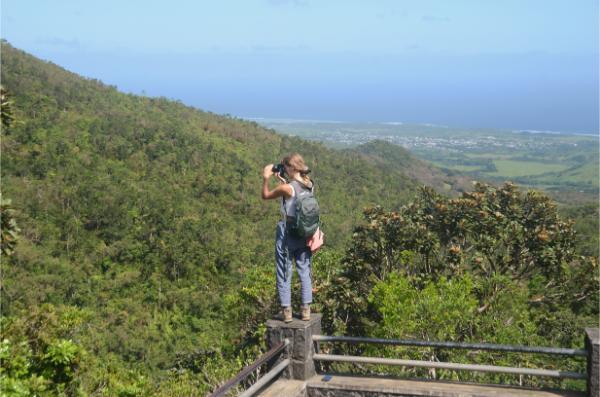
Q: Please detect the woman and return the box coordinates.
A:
[262,153,313,322]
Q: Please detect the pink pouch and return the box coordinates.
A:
[307,227,324,253]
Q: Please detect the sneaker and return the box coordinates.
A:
[282,306,292,323]
[301,305,311,321]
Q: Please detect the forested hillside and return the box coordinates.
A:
[1,41,597,396]
[0,41,419,395]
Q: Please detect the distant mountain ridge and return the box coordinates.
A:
[351,140,474,194]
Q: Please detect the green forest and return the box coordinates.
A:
[1,41,598,396]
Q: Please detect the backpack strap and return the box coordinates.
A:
[291,179,313,193]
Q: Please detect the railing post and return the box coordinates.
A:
[585,328,599,397]
[266,313,321,380]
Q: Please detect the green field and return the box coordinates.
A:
[445,164,483,172]
[485,160,570,177]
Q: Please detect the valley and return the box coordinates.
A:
[257,119,599,200]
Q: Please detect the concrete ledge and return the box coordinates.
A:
[305,375,585,397]
[256,379,306,397]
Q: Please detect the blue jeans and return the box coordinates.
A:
[275,221,313,307]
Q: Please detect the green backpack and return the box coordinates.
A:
[288,180,320,238]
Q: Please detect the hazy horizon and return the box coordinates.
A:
[248,116,600,136]
[2,0,598,134]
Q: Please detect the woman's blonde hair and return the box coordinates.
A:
[283,153,311,185]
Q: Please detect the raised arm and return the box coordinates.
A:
[262,164,292,200]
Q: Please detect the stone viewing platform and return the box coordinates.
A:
[265,313,322,381]
[257,375,585,397]
[209,314,598,397]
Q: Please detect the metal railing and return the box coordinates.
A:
[312,335,587,380]
[207,339,290,397]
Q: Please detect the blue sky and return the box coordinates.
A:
[2,0,598,133]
